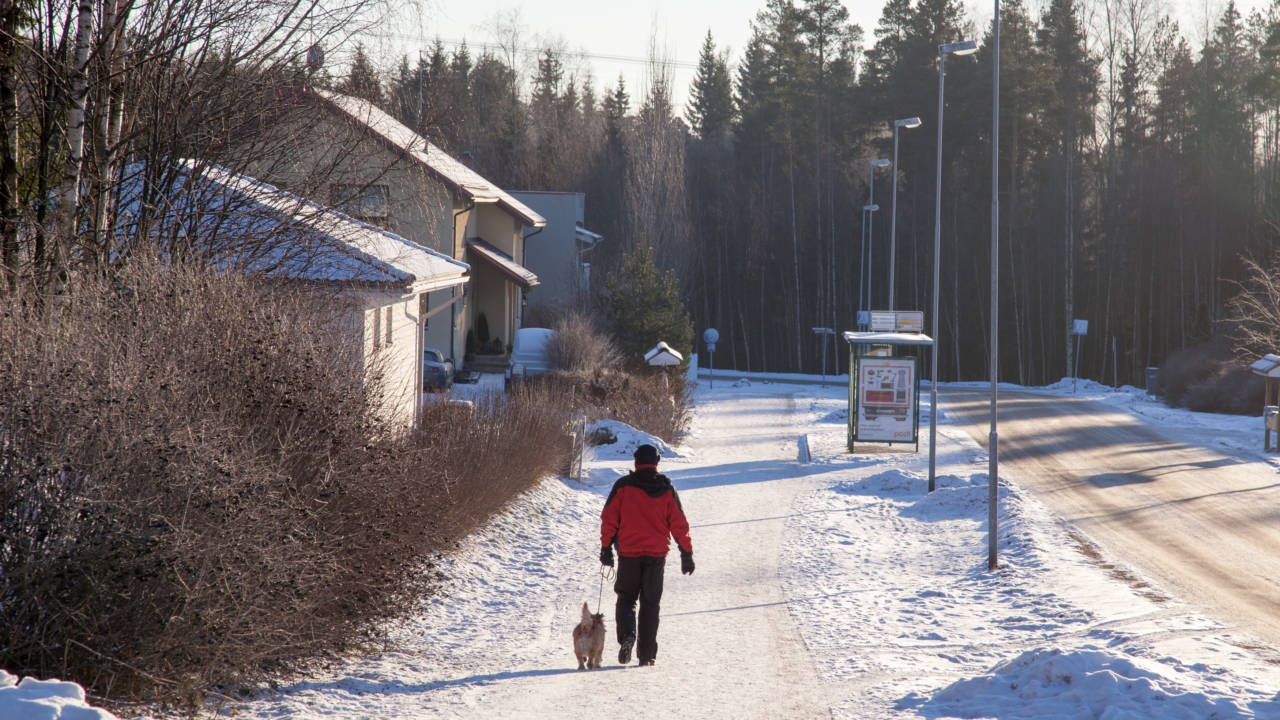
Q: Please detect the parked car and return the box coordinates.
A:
[505,327,554,385]
[423,347,455,391]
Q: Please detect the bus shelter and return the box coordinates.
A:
[844,329,934,451]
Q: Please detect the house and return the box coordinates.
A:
[118,159,470,427]
[242,87,545,369]
[509,191,604,310]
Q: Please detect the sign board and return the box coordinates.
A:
[702,327,719,353]
[854,356,918,443]
[1072,318,1088,335]
[895,311,924,333]
[869,311,897,332]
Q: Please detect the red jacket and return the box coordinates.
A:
[600,468,692,558]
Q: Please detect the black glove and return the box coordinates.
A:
[680,550,694,576]
[600,545,614,567]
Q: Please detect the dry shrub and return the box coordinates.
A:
[1158,335,1263,414]
[0,260,446,703]
[547,311,619,373]
[412,382,572,540]
[529,368,691,444]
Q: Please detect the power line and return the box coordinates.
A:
[367,31,700,71]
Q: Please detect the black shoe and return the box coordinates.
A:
[618,635,635,665]
[638,658,655,666]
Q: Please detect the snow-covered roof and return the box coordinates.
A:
[118,160,469,291]
[843,331,934,346]
[312,89,546,229]
[575,224,603,242]
[466,239,539,288]
[644,341,684,366]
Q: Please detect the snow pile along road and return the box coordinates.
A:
[0,670,118,720]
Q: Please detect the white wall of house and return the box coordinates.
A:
[362,291,424,427]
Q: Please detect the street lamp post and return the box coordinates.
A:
[989,0,1001,571]
[929,39,978,494]
[889,117,921,311]
[864,159,890,313]
[862,203,880,314]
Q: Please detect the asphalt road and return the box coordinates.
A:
[941,388,1280,647]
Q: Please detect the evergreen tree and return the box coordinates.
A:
[685,31,734,140]
[338,43,383,104]
[603,243,694,360]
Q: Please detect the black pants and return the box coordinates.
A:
[614,555,665,663]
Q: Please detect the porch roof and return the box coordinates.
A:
[466,239,539,289]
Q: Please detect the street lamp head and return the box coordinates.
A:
[871,158,891,168]
[896,117,922,129]
[941,39,978,56]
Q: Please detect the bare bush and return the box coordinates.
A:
[548,311,620,373]
[1226,249,1280,361]
[1158,335,1263,415]
[529,368,691,444]
[413,383,572,540]
[0,260,445,703]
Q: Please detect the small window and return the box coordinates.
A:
[371,307,381,350]
[331,184,390,222]
[385,306,394,345]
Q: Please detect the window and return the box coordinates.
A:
[371,307,381,350]
[385,306,394,345]
[330,184,390,223]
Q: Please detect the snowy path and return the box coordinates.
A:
[450,388,831,718]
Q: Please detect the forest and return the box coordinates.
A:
[323,0,1280,386]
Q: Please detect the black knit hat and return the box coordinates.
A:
[633,444,660,466]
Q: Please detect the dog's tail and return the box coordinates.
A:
[581,601,592,624]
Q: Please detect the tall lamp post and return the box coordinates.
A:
[861,203,880,314]
[929,39,978,494]
[889,117,921,311]
[864,159,890,313]
[989,0,1001,571]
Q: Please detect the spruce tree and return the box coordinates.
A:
[603,243,694,361]
[685,31,734,140]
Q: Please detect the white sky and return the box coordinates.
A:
[360,0,1266,114]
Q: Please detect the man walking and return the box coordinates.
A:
[599,443,694,667]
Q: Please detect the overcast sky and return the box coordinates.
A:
[361,0,1262,114]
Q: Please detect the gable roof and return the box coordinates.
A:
[119,159,470,292]
[311,88,546,229]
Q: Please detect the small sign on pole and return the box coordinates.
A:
[812,327,835,382]
[1072,318,1088,392]
[703,328,719,388]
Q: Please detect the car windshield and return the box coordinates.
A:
[424,349,444,363]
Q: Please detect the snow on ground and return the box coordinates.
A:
[5,375,1280,719]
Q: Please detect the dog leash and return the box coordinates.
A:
[595,564,615,616]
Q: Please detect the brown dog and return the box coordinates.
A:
[572,602,606,669]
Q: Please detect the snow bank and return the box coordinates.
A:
[585,419,683,463]
[0,670,118,720]
[918,648,1257,719]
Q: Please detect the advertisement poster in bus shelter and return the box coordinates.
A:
[855,356,918,443]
